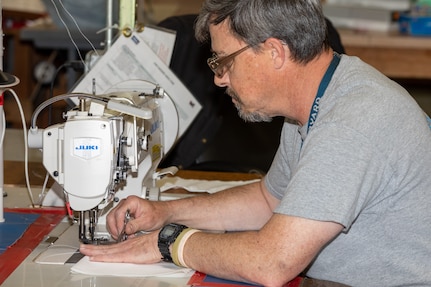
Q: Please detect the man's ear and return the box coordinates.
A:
[263,38,286,69]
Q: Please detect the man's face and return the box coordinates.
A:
[208,20,272,123]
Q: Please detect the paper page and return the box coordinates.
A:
[72,31,201,137]
[141,25,176,65]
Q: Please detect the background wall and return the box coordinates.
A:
[1,0,204,24]
[141,0,203,24]
[2,0,45,14]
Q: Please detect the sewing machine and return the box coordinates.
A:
[24,17,201,245]
[28,82,180,244]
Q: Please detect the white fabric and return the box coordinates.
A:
[71,256,193,277]
[158,177,260,193]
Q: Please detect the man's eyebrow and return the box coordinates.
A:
[210,47,227,56]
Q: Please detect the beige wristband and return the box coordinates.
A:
[171,228,201,268]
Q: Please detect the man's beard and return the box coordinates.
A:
[227,89,272,123]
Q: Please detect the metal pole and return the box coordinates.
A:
[106,0,113,49]
[0,0,5,223]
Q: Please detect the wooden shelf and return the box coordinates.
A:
[340,29,431,80]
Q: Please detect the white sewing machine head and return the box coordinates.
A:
[28,81,179,243]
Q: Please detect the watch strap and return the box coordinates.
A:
[158,223,188,262]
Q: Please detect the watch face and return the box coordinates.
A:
[158,224,188,262]
[162,225,176,238]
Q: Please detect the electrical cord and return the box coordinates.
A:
[28,61,86,207]
[1,110,5,199]
[48,61,85,125]
[0,106,5,157]
[3,0,104,207]
[49,0,100,71]
[57,0,100,57]
[30,93,109,130]
[27,92,109,207]
[5,88,36,207]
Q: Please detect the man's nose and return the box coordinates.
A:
[214,74,229,88]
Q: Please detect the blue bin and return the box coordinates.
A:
[399,14,431,36]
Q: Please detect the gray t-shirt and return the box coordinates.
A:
[265,55,431,286]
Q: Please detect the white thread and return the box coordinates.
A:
[49,0,101,71]
[57,0,100,58]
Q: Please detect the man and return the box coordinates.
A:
[80,0,431,286]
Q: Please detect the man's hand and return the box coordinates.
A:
[79,231,161,264]
[106,195,169,240]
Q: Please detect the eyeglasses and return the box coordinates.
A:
[207,45,251,78]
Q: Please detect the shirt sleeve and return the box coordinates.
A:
[270,122,390,229]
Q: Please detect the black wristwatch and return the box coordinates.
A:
[158,223,188,262]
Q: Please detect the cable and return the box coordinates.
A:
[35,62,86,201]
[57,0,100,58]
[30,93,108,130]
[50,61,85,100]
[0,106,5,156]
[5,88,36,207]
[0,107,5,197]
[48,61,85,125]
[49,0,100,71]
[25,92,107,207]
[49,0,86,69]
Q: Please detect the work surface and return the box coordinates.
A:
[2,220,192,287]
[2,160,262,287]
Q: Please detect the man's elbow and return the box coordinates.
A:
[249,261,305,287]
[255,272,300,287]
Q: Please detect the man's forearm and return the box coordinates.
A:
[165,180,274,231]
[176,215,342,287]
[180,228,300,286]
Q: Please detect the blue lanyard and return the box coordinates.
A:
[427,114,431,130]
[306,52,341,134]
